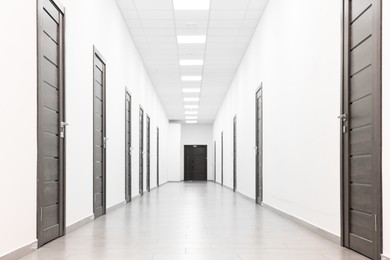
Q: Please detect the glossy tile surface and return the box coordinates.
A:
[21,182,368,260]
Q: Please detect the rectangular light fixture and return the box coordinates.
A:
[182,76,202,82]
[177,35,206,44]
[183,88,201,93]
[184,105,199,109]
[185,111,198,115]
[184,97,199,102]
[186,120,198,124]
[173,0,210,10]
[180,60,204,66]
[185,116,198,120]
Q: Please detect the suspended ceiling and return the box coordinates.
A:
[116,0,268,124]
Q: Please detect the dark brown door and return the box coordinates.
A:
[233,116,237,192]
[125,91,132,202]
[146,116,151,192]
[256,87,263,204]
[214,141,216,182]
[184,145,207,181]
[221,132,224,186]
[139,107,144,195]
[93,48,107,218]
[37,0,65,247]
[341,1,382,259]
[157,127,160,187]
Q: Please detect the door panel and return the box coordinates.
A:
[146,116,151,192]
[37,0,65,247]
[342,0,382,259]
[184,146,207,181]
[93,49,106,218]
[233,116,237,192]
[125,92,132,202]
[221,132,224,186]
[139,108,144,195]
[256,87,263,204]
[157,128,160,187]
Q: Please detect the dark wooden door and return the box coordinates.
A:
[221,132,224,186]
[125,91,132,202]
[184,146,207,181]
[146,116,151,192]
[256,87,263,204]
[157,127,160,187]
[341,1,382,259]
[37,0,65,247]
[233,116,237,192]
[214,141,216,182]
[93,48,106,219]
[139,107,144,195]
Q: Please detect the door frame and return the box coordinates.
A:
[184,145,208,181]
[233,116,237,192]
[93,46,107,218]
[139,106,144,195]
[340,1,383,258]
[37,0,66,247]
[146,115,151,192]
[125,89,132,202]
[221,132,224,186]
[214,141,216,182]
[255,84,263,204]
[157,127,159,187]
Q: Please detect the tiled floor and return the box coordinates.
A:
[21,182,368,260]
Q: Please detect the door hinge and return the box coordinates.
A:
[40,207,43,222]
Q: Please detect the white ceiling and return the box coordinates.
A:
[116,0,268,124]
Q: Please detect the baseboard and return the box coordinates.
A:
[159,181,169,187]
[382,255,390,260]
[66,215,94,234]
[0,241,37,260]
[236,191,255,202]
[106,201,126,213]
[262,203,340,245]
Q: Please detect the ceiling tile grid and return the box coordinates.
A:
[116,0,268,124]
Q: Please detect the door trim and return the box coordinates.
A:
[255,84,263,204]
[37,0,66,247]
[221,132,224,186]
[233,115,237,192]
[340,1,382,258]
[125,89,132,202]
[93,46,107,218]
[157,127,160,187]
[146,114,151,192]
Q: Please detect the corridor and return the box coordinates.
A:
[21,183,367,260]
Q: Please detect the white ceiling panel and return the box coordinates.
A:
[116,0,268,124]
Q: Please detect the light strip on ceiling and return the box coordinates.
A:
[177,35,206,44]
[186,120,198,124]
[183,88,201,93]
[173,0,210,10]
[180,60,204,66]
[182,76,202,82]
[184,105,199,109]
[185,116,198,120]
[184,97,200,102]
[185,111,198,115]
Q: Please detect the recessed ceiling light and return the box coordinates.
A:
[186,120,198,124]
[185,111,198,115]
[185,116,198,120]
[183,88,201,93]
[184,105,199,109]
[182,76,202,82]
[177,35,206,44]
[184,97,200,102]
[180,60,204,66]
[173,0,210,10]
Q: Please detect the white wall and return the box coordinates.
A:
[0,1,37,256]
[213,0,342,236]
[61,0,170,226]
[0,0,170,256]
[181,125,213,180]
[167,123,181,181]
[383,0,390,257]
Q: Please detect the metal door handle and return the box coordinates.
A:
[338,114,347,122]
[60,122,69,138]
[103,137,108,148]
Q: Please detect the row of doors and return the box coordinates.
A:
[37,0,161,248]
